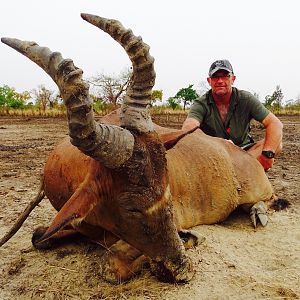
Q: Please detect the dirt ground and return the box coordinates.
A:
[0,115,299,300]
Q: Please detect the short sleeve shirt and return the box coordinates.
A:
[188,87,269,147]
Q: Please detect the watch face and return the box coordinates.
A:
[262,151,275,159]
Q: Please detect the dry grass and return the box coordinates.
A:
[0,108,65,117]
[1,106,299,118]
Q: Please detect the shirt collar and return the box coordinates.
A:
[207,87,239,106]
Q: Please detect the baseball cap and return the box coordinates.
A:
[209,60,233,77]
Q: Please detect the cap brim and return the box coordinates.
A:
[209,67,232,77]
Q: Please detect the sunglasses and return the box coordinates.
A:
[210,74,232,80]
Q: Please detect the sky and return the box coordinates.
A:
[1,0,299,103]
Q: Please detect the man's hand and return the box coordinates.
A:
[225,139,234,144]
[257,154,274,171]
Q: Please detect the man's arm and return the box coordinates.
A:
[261,112,283,152]
[182,117,200,131]
[258,112,283,170]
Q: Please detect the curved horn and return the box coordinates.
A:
[81,14,155,132]
[1,37,134,168]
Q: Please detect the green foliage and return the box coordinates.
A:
[174,84,199,110]
[167,97,180,110]
[0,85,26,110]
[151,90,163,101]
[264,85,284,109]
[7,98,24,109]
[90,94,109,113]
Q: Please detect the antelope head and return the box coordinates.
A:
[1,14,194,283]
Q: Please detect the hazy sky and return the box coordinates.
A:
[1,0,299,102]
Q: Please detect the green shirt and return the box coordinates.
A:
[188,87,269,147]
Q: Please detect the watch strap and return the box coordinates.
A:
[262,150,275,159]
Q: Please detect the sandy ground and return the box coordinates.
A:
[0,115,299,300]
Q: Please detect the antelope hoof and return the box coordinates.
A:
[32,226,55,250]
[179,229,206,249]
[150,255,195,283]
[99,254,128,284]
[250,201,268,228]
[99,251,148,284]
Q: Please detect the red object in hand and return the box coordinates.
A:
[226,127,231,134]
[258,154,274,171]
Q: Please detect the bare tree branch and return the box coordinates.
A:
[88,67,132,106]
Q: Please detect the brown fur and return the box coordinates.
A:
[1,18,274,284]
[35,110,274,283]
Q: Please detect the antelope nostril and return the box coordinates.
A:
[127,207,143,214]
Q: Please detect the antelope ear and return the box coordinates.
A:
[160,126,199,150]
[35,180,99,245]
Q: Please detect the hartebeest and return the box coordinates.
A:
[0,14,282,283]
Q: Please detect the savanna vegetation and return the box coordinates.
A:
[1,74,299,117]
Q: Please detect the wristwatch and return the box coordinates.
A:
[262,150,275,159]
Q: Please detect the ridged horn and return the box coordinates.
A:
[1,37,134,168]
[81,13,155,132]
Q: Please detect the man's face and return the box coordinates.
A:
[207,70,236,96]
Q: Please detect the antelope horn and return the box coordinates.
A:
[1,37,134,168]
[81,13,155,132]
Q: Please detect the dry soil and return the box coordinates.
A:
[0,115,299,300]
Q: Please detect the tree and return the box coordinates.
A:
[0,85,28,111]
[151,90,163,106]
[89,67,132,107]
[49,94,63,109]
[174,84,199,110]
[264,85,284,109]
[90,94,109,113]
[167,97,180,110]
[32,85,57,111]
